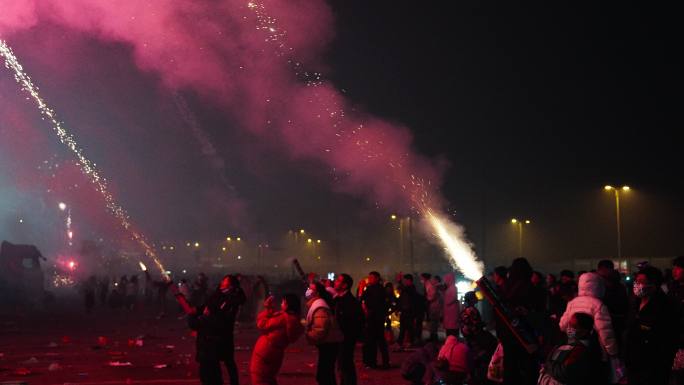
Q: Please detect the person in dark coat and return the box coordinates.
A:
[557,270,578,313]
[384,282,398,338]
[397,274,418,349]
[188,302,225,385]
[460,292,497,385]
[530,271,548,313]
[596,259,628,354]
[497,258,541,385]
[189,274,246,385]
[624,266,676,385]
[361,271,390,369]
[81,275,97,313]
[334,273,364,385]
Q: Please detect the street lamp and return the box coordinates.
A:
[511,218,531,258]
[604,185,630,259]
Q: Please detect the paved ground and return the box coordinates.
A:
[0,301,414,385]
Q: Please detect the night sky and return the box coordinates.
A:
[325,1,683,264]
[0,1,681,271]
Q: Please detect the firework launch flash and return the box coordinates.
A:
[425,210,483,280]
[0,39,166,275]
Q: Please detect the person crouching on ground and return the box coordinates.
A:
[250,293,304,385]
[306,281,343,385]
[401,342,439,385]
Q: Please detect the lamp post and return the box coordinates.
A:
[604,185,630,259]
[511,218,531,258]
[391,214,414,272]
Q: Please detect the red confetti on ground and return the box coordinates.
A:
[14,367,31,375]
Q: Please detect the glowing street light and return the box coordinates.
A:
[390,214,397,220]
[58,202,67,211]
[317,239,321,244]
[194,242,200,248]
[604,185,630,259]
[307,238,313,243]
[300,229,305,234]
[511,218,531,258]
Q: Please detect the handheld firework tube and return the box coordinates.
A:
[168,280,197,315]
[257,275,271,297]
[476,276,538,354]
[292,258,307,283]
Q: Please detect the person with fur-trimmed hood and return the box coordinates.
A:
[559,272,620,382]
[306,281,343,385]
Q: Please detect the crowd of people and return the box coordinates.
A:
[77,271,267,319]
[77,256,684,385]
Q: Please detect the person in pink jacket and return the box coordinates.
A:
[250,294,304,385]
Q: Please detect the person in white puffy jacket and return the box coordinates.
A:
[559,272,618,356]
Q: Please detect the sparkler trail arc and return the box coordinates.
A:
[0,39,165,275]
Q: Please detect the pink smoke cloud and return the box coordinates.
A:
[1,0,445,218]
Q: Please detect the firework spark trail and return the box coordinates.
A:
[245,1,483,278]
[0,39,166,275]
[173,93,236,190]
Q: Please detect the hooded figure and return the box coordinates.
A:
[443,273,461,336]
[559,272,619,358]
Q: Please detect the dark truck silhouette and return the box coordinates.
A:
[0,240,46,304]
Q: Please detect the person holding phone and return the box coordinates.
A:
[250,293,304,385]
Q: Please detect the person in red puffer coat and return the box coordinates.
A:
[250,293,304,385]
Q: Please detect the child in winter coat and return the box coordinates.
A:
[250,294,304,385]
[559,272,622,381]
[539,312,605,385]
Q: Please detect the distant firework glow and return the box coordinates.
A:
[0,39,165,275]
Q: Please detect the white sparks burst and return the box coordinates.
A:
[0,39,165,274]
[425,210,483,280]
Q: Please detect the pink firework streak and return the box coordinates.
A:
[0,0,483,279]
[0,40,166,275]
